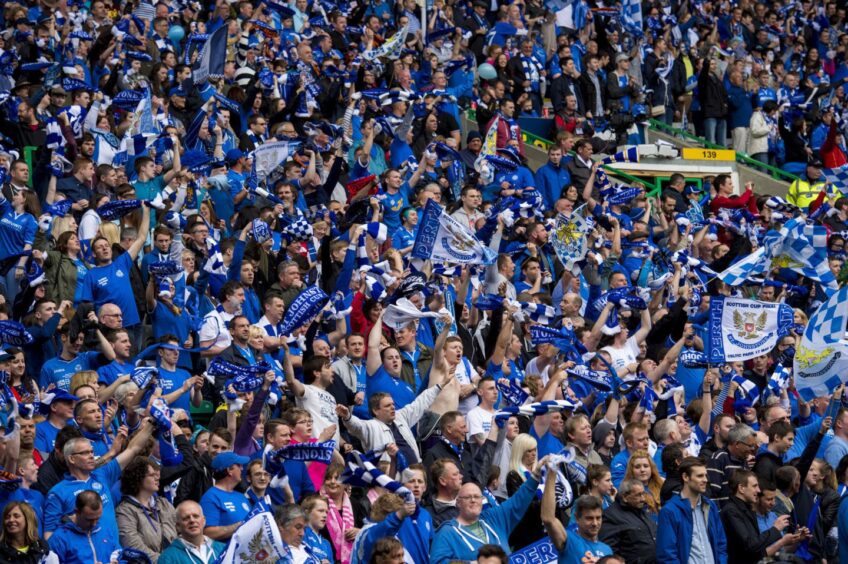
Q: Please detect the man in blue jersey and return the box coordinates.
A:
[611,422,651,488]
[95,329,133,386]
[155,335,203,414]
[40,325,114,392]
[200,451,251,541]
[543,480,612,564]
[34,389,78,457]
[43,419,154,541]
[79,204,150,348]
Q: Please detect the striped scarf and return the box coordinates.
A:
[322,491,355,564]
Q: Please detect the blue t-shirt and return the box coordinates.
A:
[392,225,417,250]
[530,427,565,458]
[377,183,410,233]
[34,420,66,455]
[158,366,193,412]
[0,206,36,261]
[40,351,101,391]
[559,533,612,564]
[367,366,415,410]
[200,486,251,530]
[79,253,141,326]
[96,359,133,386]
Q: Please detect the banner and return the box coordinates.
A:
[551,207,590,274]
[708,296,794,363]
[268,440,336,464]
[411,200,497,265]
[216,502,291,564]
[252,139,302,182]
[509,536,558,563]
[795,286,848,400]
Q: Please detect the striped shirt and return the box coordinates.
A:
[706,449,746,506]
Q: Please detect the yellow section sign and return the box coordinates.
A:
[681,148,737,161]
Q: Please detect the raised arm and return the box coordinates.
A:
[632,306,653,344]
[366,310,385,375]
[127,205,151,260]
[541,457,567,551]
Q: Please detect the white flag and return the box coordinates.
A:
[218,505,291,563]
[410,200,497,265]
[707,296,794,363]
[795,286,848,401]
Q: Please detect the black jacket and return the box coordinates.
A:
[752,449,782,485]
[598,498,658,564]
[422,439,495,486]
[0,539,51,564]
[174,451,213,506]
[698,63,730,119]
[421,494,459,528]
[33,453,67,496]
[719,496,782,563]
[577,71,606,116]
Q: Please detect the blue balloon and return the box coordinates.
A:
[168,24,185,45]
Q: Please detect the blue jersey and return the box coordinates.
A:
[304,527,334,562]
[392,226,417,250]
[40,351,101,391]
[0,203,36,261]
[44,459,122,540]
[158,366,193,412]
[377,183,410,234]
[367,366,415,410]
[200,486,251,530]
[79,253,141,326]
[96,359,133,386]
[34,420,65,455]
[558,533,612,563]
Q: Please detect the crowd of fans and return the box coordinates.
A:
[0,0,846,562]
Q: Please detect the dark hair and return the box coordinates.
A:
[729,469,756,494]
[75,490,103,512]
[120,456,161,496]
[678,456,706,480]
[661,443,686,476]
[219,280,243,302]
[303,355,330,385]
[476,544,508,564]
[574,494,603,518]
[767,420,794,441]
[368,392,391,416]
[775,465,799,491]
[55,426,84,455]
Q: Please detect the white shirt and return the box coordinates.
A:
[454,357,479,414]
[466,405,494,441]
[602,335,640,372]
[199,308,233,350]
[297,384,339,443]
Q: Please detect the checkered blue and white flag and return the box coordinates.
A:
[795,286,848,400]
[823,165,848,194]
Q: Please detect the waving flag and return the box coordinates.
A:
[193,24,228,84]
[362,24,408,61]
[251,139,301,182]
[551,206,590,275]
[707,296,794,363]
[216,501,291,564]
[795,286,848,400]
[411,200,497,265]
[717,217,837,294]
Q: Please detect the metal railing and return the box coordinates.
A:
[647,119,800,183]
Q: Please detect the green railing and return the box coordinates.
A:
[647,119,800,183]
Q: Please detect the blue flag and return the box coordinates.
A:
[193,24,228,84]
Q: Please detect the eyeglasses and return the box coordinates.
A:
[72,449,94,456]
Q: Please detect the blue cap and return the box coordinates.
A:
[37,389,79,415]
[211,451,249,471]
[225,148,245,164]
[168,86,187,97]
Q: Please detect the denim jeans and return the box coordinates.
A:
[703,118,727,147]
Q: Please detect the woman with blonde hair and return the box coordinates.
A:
[505,433,544,549]
[623,449,664,519]
[97,221,120,247]
[0,501,50,562]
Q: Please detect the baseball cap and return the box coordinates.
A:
[211,451,249,471]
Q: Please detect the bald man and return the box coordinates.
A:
[158,501,226,564]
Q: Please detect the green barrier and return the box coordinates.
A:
[647,119,800,183]
[23,146,35,188]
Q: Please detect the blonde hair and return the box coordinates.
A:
[623,449,664,515]
[70,371,99,394]
[249,325,265,341]
[0,502,39,547]
[98,222,120,246]
[51,216,76,241]
[509,433,538,479]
